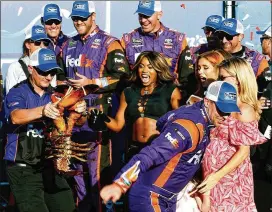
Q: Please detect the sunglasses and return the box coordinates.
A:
[34,67,57,77]
[30,40,50,47]
[45,19,61,25]
[203,27,216,35]
[71,16,90,22]
[216,32,239,41]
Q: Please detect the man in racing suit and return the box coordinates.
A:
[120,0,194,101]
[41,3,70,82]
[61,1,129,211]
[215,18,270,78]
[100,81,241,211]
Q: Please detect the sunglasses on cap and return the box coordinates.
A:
[71,15,90,22]
[45,19,61,26]
[30,40,50,47]
[216,32,239,41]
[203,27,216,35]
[34,67,57,77]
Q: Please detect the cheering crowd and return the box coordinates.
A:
[0,0,271,212]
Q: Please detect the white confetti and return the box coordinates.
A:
[242,14,250,21]
[17,6,23,16]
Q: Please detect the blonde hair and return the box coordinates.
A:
[218,57,261,120]
[195,50,232,97]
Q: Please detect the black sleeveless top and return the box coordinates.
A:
[124,83,177,124]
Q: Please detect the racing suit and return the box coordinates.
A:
[121,23,195,101]
[114,101,212,212]
[47,31,70,82]
[232,46,269,77]
[62,26,129,212]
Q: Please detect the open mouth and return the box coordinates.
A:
[199,76,207,82]
[141,74,150,83]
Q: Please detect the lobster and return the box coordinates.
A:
[45,84,99,175]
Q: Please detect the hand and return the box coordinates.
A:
[74,100,87,113]
[196,172,221,194]
[42,102,60,119]
[88,109,110,131]
[201,191,211,212]
[100,183,123,204]
[68,72,90,88]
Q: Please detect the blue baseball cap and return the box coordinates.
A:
[205,81,240,113]
[25,25,52,42]
[256,25,271,37]
[29,48,62,72]
[42,4,62,22]
[135,0,162,16]
[70,1,95,18]
[202,15,225,30]
[216,18,244,35]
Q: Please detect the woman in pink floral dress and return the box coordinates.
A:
[197,57,267,212]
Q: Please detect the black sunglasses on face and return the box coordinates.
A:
[203,27,216,35]
[34,67,57,77]
[71,16,90,22]
[30,40,50,47]
[216,32,239,41]
[45,19,61,25]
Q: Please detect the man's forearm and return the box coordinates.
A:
[10,106,44,125]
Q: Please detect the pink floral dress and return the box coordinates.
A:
[202,116,267,212]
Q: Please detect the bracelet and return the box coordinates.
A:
[100,77,109,87]
[113,182,126,194]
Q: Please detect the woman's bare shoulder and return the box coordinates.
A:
[232,103,256,122]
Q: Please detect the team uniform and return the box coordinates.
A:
[47,31,69,57]
[62,25,129,211]
[232,46,270,77]
[114,101,212,211]
[121,23,194,91]
[4,79,75,212]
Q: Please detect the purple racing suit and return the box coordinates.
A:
[114,101,212,212]
[121,23,194,90]
[62,26,129,212]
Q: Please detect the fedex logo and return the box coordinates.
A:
[47,7,58,13]
[165,132,179,149]
[27,124,44,138]
[187,150,203,165]
[66,54,93,68]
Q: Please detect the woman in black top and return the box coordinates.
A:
[89,51,181,160]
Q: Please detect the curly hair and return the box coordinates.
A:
[129,51,174,85]
[218,57,261,120]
